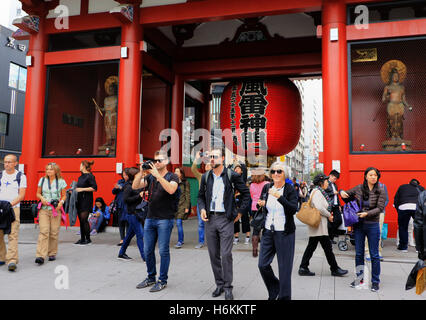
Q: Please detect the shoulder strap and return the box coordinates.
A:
[41,177,45,189]
[16,171,22,187]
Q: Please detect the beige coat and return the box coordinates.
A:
[307,189,332,237]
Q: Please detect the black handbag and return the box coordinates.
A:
[406,260,425,290]
[250,206,267,232]
[134,182,152,224]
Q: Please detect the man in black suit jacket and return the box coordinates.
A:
[198,147,250,300]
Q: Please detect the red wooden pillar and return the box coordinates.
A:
[116,3,142,168]
[19,15,48,199]
[171,74,184,169]
[322,0,350,189]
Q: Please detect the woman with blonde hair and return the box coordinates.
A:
[35,163,67,265]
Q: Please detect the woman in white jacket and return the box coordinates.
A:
[298,173,348,277]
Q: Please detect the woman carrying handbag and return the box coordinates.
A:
[298,173,348,277]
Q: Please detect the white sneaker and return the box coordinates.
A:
[233,238,239,245]
[244,237,250,244]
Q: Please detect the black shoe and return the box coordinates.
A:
[118,253,132,261]
[35,257,44,265]
[224,288,234,300]
[371,282,380,292]
[74,239,83,245]
[331,267,348,277]
[298,267,315,276]
[8,263,17,272]
[212,287,224,297]
[80,239,92,246]
[136,278,156,289]
[48,256,56,261]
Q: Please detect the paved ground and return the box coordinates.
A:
[0,218,424,300]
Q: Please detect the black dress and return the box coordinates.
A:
[76,173,97,213]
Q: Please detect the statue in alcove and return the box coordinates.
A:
[93,76,118,150]
[381,60,412,150]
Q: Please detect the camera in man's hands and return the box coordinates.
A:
[142,160,154,170]
[50,199,59,208]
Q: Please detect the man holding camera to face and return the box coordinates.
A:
[132,150,179,293]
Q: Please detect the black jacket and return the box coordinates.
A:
[414,190,426,260]
[0,201,15,234]
[198,167,250,221]
[257,182,298,235]
[325,181,339,206]
[123,181,143,215]
[394,182,425,209]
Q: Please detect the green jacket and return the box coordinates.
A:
[176,180,191,220]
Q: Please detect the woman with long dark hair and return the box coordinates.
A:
[340,167,386,292]
[118,167,145,261]
[75,160,97,246]
[112,169,130,246]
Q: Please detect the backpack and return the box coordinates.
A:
[0,171,22,187]
[201,168,235,195]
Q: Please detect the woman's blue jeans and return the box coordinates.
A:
[197,205,205,244]
[354,221,381,284]
[175,219,184,244]
[119,214,145,260]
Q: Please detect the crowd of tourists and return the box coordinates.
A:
[0,151,425,300]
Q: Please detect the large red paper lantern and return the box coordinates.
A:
[220,78,302,156]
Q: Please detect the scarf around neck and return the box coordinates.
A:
[314,186,332,212]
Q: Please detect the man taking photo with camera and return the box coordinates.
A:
[132,150,179,293]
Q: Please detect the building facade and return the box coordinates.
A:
[0,25,28,165]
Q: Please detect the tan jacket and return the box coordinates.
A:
[307,189,331,237]
[191,161,203,186]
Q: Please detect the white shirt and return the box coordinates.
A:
[399,203,416,211]
[265,186,285,231]
[0,170,27,208]
[210,170,225,212]
[331,183,338,206]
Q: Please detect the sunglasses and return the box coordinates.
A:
[270,169,283,174]
[154,159,165,163]
[209,155,220,159]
